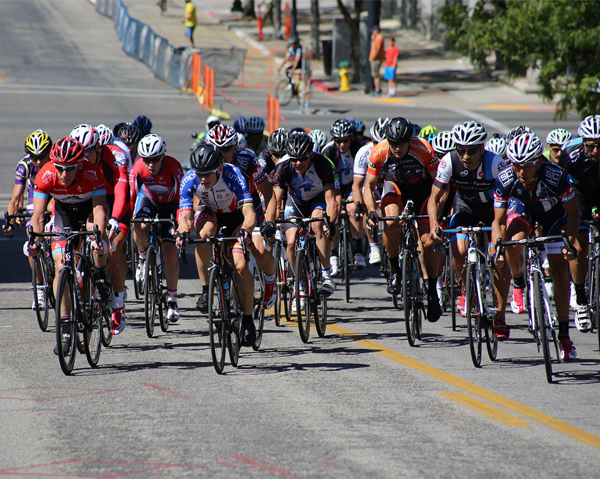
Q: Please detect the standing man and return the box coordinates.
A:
[369,25,385,97]
[182,0,197,48]
[384,37,399,97]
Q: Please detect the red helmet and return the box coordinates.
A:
[50,137,86,164]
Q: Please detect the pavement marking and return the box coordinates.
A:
[324,322,600,450]
[442,392,530,428]
[0,71,3,82]
[375,98,410,104]
[140,382,189,399]
[485,104,533,111]
[218,456,298,476]
[450,108,511,134]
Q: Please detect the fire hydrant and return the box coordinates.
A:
[339,60,351,92]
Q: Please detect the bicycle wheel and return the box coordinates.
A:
[208,268,227,374]
[449,246,458,331]
[313,256,327,337]
[32,256,51,332]
[158,273,169,333]
[275,78,294,107]
[100,305,112,347]
[341,222,351,303]
[402,252,421,347]
[590,250,600,351]
[295,249,311,343]
[274,243,284,327]
[228,295,241,367]
[82,264,102,368]
[55,269,77,375]
[130,231,142,300]
[533,272,553,383]
[143,247,157,338]
[465,263,482,368]
[484,265,498,362]
[252,266,265,351]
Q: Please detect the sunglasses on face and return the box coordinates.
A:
[456,146,480,156]
[31,154,48,162]
[549,146,562,154]
[55,164,78,173]
[584,142,600,151]
[334,137,351,145]
[196,168,219,178]
[292,155,311,163]
[388,140,410,148]
[142,156,163,164]
[219,145,236,152]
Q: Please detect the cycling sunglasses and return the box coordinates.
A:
[55,164,78,173]
[196,167,220,178]
[334,137,351,145]
[456,146,481,156]
[142,155,163,164]
[291,155,311,163]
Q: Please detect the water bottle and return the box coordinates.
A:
[468,246,478,264]
[223,279,230,302]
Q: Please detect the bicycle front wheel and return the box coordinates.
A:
[144,247,157,338]
[589,250,600,351]
[55,269,77,375]
[100,305,112,347]
[275,78,294,106]
[274,243,284,327]
[295,249,311,343]
[402,252,421,347]
[341,222,351,303]
[533,272,553,383]
[83,267,102,368]
[484,265,498,362]
[465,263,482,368]
[32,256,51,332]
[252,266,265,351]
[208,268,227,374]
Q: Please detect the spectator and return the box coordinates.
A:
[384,37,399,97]
[182,0,197,48]
[369,25,385,97]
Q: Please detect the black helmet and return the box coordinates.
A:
[133,115,153,137]
[190,143,223,173]
[287,132,314,158]
[330,119,354,139]
[507,125,534,143]
[113,122,126,136]
[267,128,289,156]
[385,117,413,143]
[117,123,141,147]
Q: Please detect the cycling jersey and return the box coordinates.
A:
[353,141,375,178]
[179,163,253,214]
[129,155,183,211]
[322,140,362,187]
[232,149,268,196]
[257,149,277,180]
[559,138,600,194]
[15,155,41,211]
[272,154,339,201]
[112,138,132,169]
[434,150,506,205]
[94,145,129,222]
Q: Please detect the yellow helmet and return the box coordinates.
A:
[25,129,52,156]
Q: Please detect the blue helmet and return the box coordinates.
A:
[133,115,153,137]
[233,117,247,134]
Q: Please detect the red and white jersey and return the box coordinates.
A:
[34,161,106,205]
[92,145,129,220]
[129,155,184,208]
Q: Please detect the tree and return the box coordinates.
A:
[337,0,363,83]
[438,0,600,119]
[310,0,321,60]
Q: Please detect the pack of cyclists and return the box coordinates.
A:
[5,113,600,370]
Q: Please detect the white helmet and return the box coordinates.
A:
[545,128,572,146]
[506,133,542,166]
[577,115,600,139]
[452,121,487,146]
[206,124,238,149]
[70,124,99,150]
[431,131,455,156]
[370,117,389,143]
[236,132,246,151]
[308,129,328,152]
[96,124,114,146]
[205,115,220,131]
[485,137,508,158]
[138,134,167,158]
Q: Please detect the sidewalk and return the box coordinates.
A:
[121,0,557,113]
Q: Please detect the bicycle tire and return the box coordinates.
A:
[342,222,351,303]
[533,272,553,383]
[595,254,600,352]
[283,254,293,322]
[228,307,241,367]
[252,266,265,351]
[465,263,482,368]
[274,243,284,327]
[55,269,77,375]
[83,265,102,368]
[100,305,112,347]
[144,247,157,338]
[402,252,419,347]
[130,231,142,300]
[295,249,311,343]
[484,264,498,362]
[32,256,50,332]
[208,268,227,374]
[158,261,169,333]
[275,78,294,107]
[449,246,458,331]
[314,255,327,337]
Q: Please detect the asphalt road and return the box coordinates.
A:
[1,2,599,478]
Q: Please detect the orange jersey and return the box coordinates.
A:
[367,138,438,184]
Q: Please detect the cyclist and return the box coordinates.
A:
[233,117,247,135]
[4,130,53,309]
[352,117,389,265]
[70,124,131,334]
[365,117,443,322]
[428,121,510,336]
[485,136,508,160]
[191,115,221,151]
[258,128,289,180]
[492,133,580,360]
[278,36,303,84]
[96,124,131,167]
[544,128,572,165]
[347,118,371,146]
[29,137,111,315]
[129,134,184,322]
[557,115,600,332]
[133,115,153,137]
[418,125,438,145]
[308,129,328,154]
[204,124,277,312]
[177,144,258,346]
[272,132,340,297]
[322,119,363,272]
[116,123,142,165]
[245,116,268,156]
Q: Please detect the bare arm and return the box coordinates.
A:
[427,184,447,241]
[258,180,276,223]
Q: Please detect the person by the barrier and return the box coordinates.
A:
[182,0,197,48]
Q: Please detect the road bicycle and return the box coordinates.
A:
[277,216,330,343]
[272,224,293,326]
[583,217,600,353]
[131,216,175,338]
[338,199,358,303]
[275,69,302,107]
[379,200,428,347]
[443,226,497,367]
[497,233,575,383]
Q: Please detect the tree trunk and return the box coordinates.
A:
[310,0,321,60]
[336,0,361,83]
[273,0,282,39]
[244,0,256,19]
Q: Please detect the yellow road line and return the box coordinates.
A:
[0,71,3,82]
[375,98,410,104]
[442,392,530,428]
[324,323,600,450]
[485,105,533,111]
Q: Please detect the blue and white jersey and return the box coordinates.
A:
[179,163,253,214]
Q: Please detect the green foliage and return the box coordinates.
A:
[438,0,600,118]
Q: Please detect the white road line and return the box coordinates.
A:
[450,108,511,134]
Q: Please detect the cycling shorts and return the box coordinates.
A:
[132,197,178,244]
[380,180,429,226]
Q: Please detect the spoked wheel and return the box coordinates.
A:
[484,267,498,362]
[402,252,421,347]
[465,264,482,368]
[144,247,157,338]
[275,78,295,106]
[295,249,311,343]
[82,268,102,368]
[314,295,327,337]
[274,244,285,327]
[228,309,241,367]
[159,275,169,333]
[208,268,227,374]
[448,246,459,331]
[100,305,112,347]
[130,231,142,300]
[252,267,265,351]
[55,269,77,375]
[32,256,52,332]
[381,249,399,309]
[533,273,553,383]
[341,222,352,303]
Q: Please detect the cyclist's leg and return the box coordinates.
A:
[380,181,402,262]
[132,195,153,256]
[194,208,218,309]
[283,197,305,274]
[310,199,330,269]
